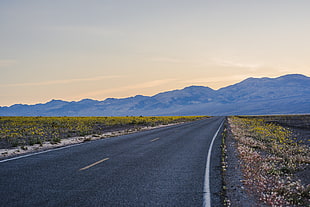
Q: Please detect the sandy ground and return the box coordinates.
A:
[0,123,178,160]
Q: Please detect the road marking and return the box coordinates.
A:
[150,137,160,142]
[0,133,118,164]
[0,144,82,163]
[79,158,109,171]
[203,120,224,207]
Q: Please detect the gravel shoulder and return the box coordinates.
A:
[223,122,266,207]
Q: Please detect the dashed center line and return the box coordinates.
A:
[150,137,160,142]
[79,158,109,171]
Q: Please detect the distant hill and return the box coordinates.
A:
[1,74,309,116]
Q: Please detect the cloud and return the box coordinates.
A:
[0,60,16,68]
[80,79,176,97]
[212,58,262,70]
[0,75,121,87]
[181,75,250,84]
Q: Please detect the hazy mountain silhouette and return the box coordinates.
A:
[1,74,309,116]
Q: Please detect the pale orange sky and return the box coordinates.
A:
[1,0,310,106]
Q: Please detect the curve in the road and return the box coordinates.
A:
[0,116,225,207]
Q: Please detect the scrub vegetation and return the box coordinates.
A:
[0,116,207,149]
[227,116,310,206]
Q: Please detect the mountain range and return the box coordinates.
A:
[1,74,309,116]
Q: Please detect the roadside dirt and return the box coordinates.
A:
[0,123,178,160]
[223,122,267,207]
[224,116,310,206]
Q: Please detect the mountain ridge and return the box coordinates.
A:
[1,74,309,116]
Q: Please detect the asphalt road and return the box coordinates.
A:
[0,116,225,207]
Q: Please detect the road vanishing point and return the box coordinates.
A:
[0,116,225,207]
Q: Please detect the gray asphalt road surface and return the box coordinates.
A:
[0,116,225,207]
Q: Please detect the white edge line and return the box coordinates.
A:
[203,120,224,207]
[0,122,180,164]
[0,128,127,164]
[0,143,83,163]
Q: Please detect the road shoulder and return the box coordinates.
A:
[222,121,264,206]
[0,123,179,160]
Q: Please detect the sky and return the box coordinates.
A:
[1,0,310,106]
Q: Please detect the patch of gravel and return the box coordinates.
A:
[223,123,267,207]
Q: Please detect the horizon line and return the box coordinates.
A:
[0,73,307,107]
